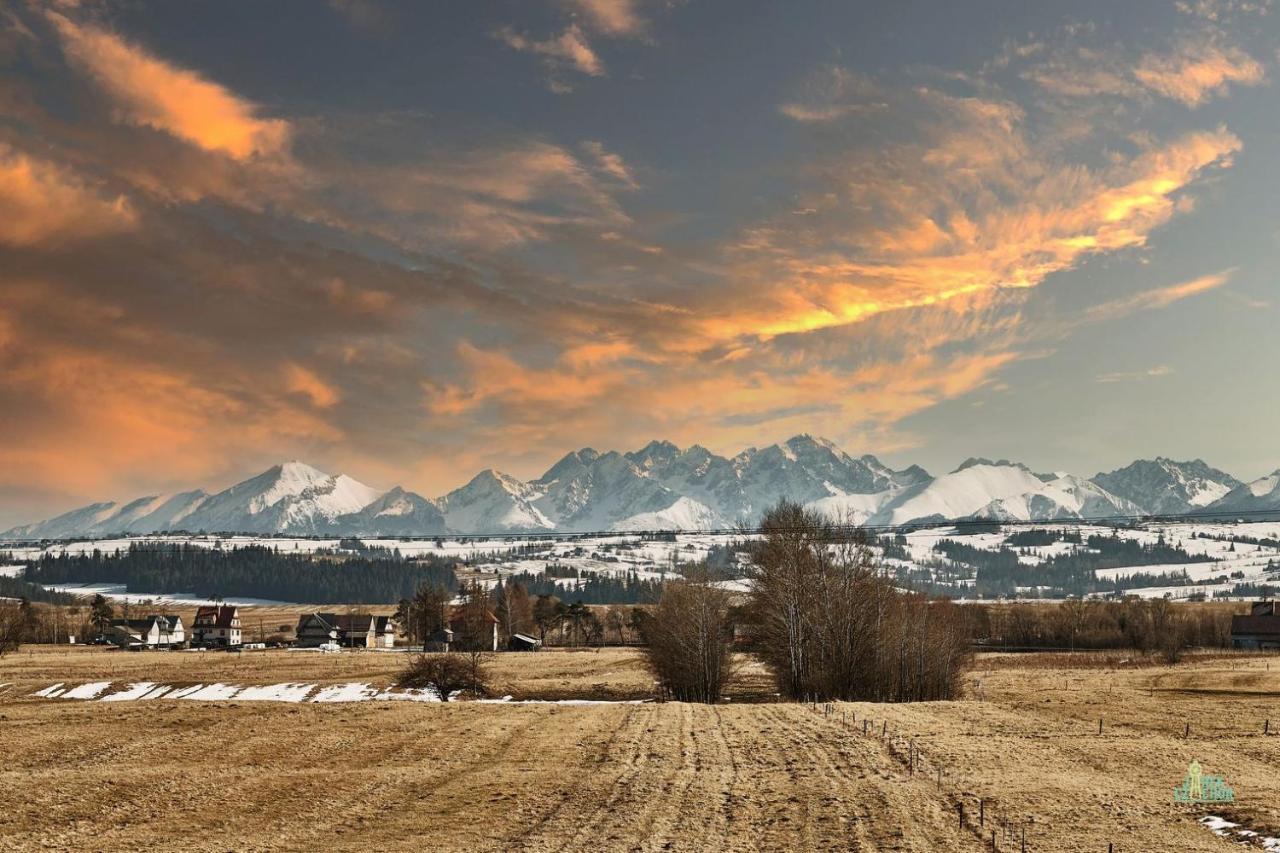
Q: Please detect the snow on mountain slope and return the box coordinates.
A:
[125,490,210,532]
[532,451,687,531]
[610,496,726,531]
[2,501,120,539]
[330,487,447,535]
[1249,472,1280,498]
[872,462,1137,525]
[805,490,897,524]
[2,441,1272,538]
[1092,458,1242,515]
[85,490,210,535]
[1205,470,1280,519]
[181,462,383,534]
[437,470,554,532]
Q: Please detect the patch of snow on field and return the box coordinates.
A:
[0,564,25,577]
[376,686,441,702]
[177,683,242,701]
[235,683,316,702]
[310,683,378,703]
[32,683,65,698]
[101,682,159,702]
[61,681,112,700]
[164,685,205,699]
[1201,815,1238,836]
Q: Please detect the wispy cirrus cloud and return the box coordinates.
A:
[47,12,290,160]
[1096,365,1175,383]
[1013,27,1266,107]
[1135,40,1265,106]
[496,24,604,78]
[1083,269,1234,323]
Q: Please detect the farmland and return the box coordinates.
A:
[3,646,1280,851]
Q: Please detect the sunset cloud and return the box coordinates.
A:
[1135,41,1265,105]
[0,3,1270,524]
[283,363,342,409]
[0,145,135,246]
[48,12,290,160]
[567,0,645,36]
[497,24,604,77]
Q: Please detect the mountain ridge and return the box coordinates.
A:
[2,438,1270,538]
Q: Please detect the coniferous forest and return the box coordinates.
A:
[23,544,458,604]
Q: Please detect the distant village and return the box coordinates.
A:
[100,604,543,653]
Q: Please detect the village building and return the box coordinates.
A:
[293,613,396,648]
[508,632,542,652]
[103,615,185,649]
[1231,601,1280,650]
[192,605,242,648]
[448,606,499,653]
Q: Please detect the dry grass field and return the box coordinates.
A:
[3,646,1280,851]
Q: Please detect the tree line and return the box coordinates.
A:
[22,544,457,604]
[964,598,1237,660]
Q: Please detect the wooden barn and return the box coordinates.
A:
[1231,601,1280,650]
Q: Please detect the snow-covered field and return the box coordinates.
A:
[8,520,1280,603]
[42,583,293,607]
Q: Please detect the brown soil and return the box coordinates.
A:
[2,647,1278,851]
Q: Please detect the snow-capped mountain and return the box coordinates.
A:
[868,460,1139,526]
[331,487,447,536]
[2,440,1274,539]
[437,470,554,532]
[2,501,122,540]
[175,462,382,535]
[1204,470,1280,520]
[1091,458,1242,515]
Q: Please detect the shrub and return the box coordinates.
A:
[399,652,490,701]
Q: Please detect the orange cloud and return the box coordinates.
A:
[1135,42,1265,106]
[48,12,290,160]
[497,24,604,77]
[568,0,644,36]
[282,363,342,408]
[0,145,135,245]
[700,125,1240,343]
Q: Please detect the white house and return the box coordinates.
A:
[192,605,241,648]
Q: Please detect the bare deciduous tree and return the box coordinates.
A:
[0,602,24,657]
[746,501,971,702]
[642,572,736,703]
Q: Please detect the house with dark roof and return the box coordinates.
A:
[192,605,241,648]
[1231,601,1280,650]
[103,615,185,649]
[294,613,395,648]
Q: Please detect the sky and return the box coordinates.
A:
[1,0,1278,525]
